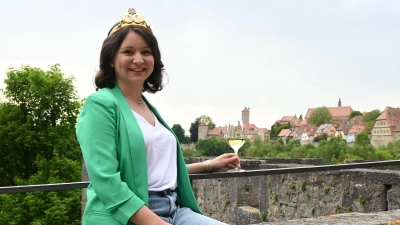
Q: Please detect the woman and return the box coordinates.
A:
[76,8,240,225]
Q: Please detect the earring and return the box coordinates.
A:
[110,64,114,68]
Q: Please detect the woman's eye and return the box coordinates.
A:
[143,50,152,55]
[124,50,133,54]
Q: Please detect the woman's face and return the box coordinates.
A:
[113,31,155,87]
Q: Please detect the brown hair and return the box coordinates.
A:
[94,24,165,93]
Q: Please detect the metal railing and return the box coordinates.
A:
[1,159,399,194]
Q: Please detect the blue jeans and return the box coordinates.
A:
[148,191,228,225]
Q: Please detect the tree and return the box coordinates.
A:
[308,136,350,164]
[196,137,232,156]
[0,64,82,224]
[349,111,363,120]
[189,117,201,142]
[199,115,216,130]
[348,132,374,160]
[171,124,186,143]
[299,114,303,120]
[308,106,334,126]
[362,109,381,133]
[314,133,328,142]
[271,123,290,137]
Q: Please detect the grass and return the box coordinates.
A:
[358,195,366,205]
[301,180,307,191]
[260,211,267,221]
[324,187,330,195]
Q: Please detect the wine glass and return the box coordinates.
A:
[226,119,245,172]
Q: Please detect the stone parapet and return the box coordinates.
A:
[251,209,400,225]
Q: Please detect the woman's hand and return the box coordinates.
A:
[210,153,241,172]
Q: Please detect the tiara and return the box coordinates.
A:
[109,8,152,36]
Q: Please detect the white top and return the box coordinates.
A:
[131,110,177,191]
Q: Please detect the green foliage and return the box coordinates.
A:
[301,180,307,191]
[362,109,381,133]
[299,114,303,120]
[324,187,330,194]
[171,124,186,143]
[252,135,263,148]
[358,195,366,205]
[189,117,201,142]
[348,132,375,160]
[306,193,310,199]
[195,137,232,156]
[308,137,349,164]
[308,106,334,126]
[182,148,196,157]
[314,133,328,142]
[0,65,82,224]
[224,199,230,210]
[270,123,290,137]
[349,111,363,120]
[289,182,295,190]
[260,211,267,221]
[311,208,315,216]
[199,115,216,130]
[272,192,278,203]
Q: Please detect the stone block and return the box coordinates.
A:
[235,206,263,225]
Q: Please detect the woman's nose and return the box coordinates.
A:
[132,53,144,63]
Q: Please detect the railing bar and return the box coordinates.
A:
[1,160,399,194]
[190,159,400,180]
[0,182,90,194]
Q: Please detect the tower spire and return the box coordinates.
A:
[338,97,342,107]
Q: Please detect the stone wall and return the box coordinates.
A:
[189,159,400,224]
[371,135,394,148]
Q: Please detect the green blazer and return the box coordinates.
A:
[76,85,201,225]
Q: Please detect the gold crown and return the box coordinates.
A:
[109,8,152,36]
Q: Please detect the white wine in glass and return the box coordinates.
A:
[226,119,245,172]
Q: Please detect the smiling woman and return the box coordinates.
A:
[76,7,240,225]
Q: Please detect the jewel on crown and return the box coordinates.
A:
[109,8,152,36]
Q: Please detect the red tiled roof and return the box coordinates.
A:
[305,106,353,119]
[260,128,269,134]
[291,119,302,127]
[278,129,290,137]
[298,119,308,125]
[244,123,259,130]
[337,123,350,135]
[281,116,294,122]
[348,115,363,126]
[207,126,226,135]
[302,125,318,136]
[349,125,365,135]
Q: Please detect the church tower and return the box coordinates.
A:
[338,97,342,107]
[242,107,250,124]
[198,120,208,140]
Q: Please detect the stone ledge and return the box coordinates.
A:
[251,209,400,225]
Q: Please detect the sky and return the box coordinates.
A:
[0,0,399,134]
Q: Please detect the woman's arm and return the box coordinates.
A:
[187,153,241,174]
[77,94,145,224]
